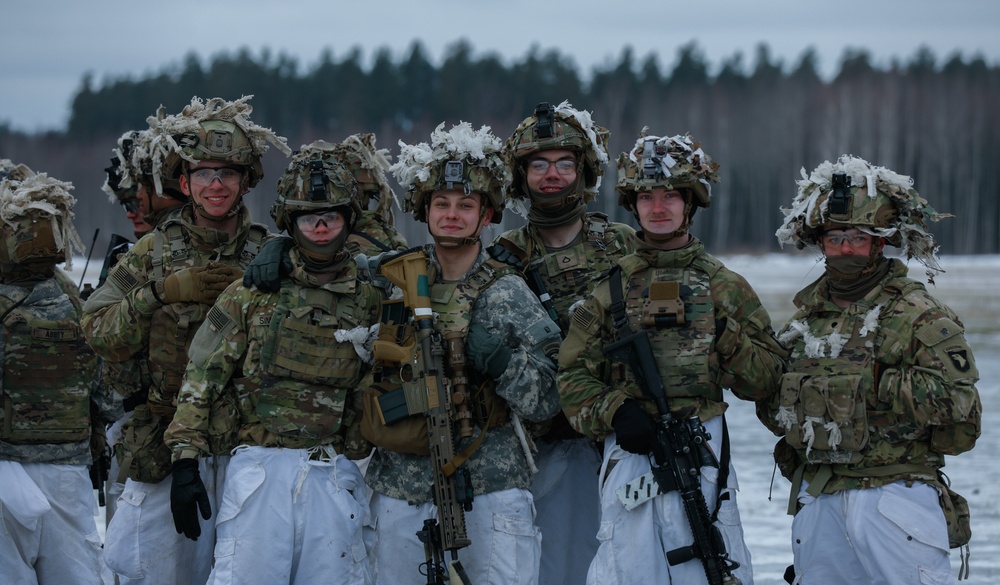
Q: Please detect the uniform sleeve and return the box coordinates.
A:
[557,284,627,440]
[877,295,981,442]
[81,238,162,363]
[164,287,250,461]
[475,275,561,423]
[712,268,787,402]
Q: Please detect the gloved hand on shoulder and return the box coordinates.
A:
[170,458,211,541]
[612,399,655,455]
[243,236,294,293]
[466,322,512,380]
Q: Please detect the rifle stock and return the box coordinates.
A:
[380,252,472,584]
[603,331,741,585]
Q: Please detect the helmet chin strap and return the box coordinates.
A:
[427,203,490,248]
[634,199,692,243]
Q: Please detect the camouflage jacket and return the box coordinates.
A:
[81,204,271,417]
[346,210,409,257]
[0,270,112,464]
[558,236,786,440]
[365,244,562,504]
[759,258,981,494]
[493,212,635,335]
[165,250,383,461]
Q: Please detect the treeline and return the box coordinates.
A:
[2,40,999,255]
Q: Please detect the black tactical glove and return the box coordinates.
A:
[466,322,512,380]
[170,458,211,541]
[612,400,656,455]
[243,236,294,293]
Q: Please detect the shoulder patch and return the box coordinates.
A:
[108,263,140,292]
[571,303,599,334]
[207,304,238,338]
[915,317,962,347]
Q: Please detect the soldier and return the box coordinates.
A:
[98,127,190,524]
[362,122,562,584]
[164,143,379,584]
[492,101,634,585]
[760,155,982,584]
[0,167,117,584]
[243,133,408,293]
[559,133,785,584]
[81,95,289,584]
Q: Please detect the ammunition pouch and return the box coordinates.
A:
[939,484,972,549]
[361,378,431,456]
[779,372,869,464]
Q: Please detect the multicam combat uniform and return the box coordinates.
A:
[492,212,633,584]
[347,210,409,257]
[759,258,981,584]
[165,249,380,584]
[365,244,562,585]
[81,204,268,585]
[0,270,109,584]
[559,236,785,585]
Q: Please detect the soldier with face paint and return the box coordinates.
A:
[81,96,290,585]
[558,133,785,585]
[362,123,562,585]
[759,155,981,585]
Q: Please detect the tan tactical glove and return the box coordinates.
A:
[155,263,244,305]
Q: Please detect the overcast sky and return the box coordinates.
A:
[2,0,999,133]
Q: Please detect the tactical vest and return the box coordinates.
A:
[608,253,723,403]
[505,213,629,334]
[144,222,267,415]
[250,279,377,442]
[1,279,97,444]
[427,256,517,429]
[777,277,925,465]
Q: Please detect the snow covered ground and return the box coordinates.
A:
[65,253,1000,584]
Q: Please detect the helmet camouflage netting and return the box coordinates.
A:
[0,172,85,268]
[326,133,399,220]
[776,154,951,278]
[615,131,720,212]
[148,95,291,191]
[0,159,35,183]
[391,122,511,223]
[271,140,362,233]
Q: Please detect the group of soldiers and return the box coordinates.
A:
[0,94,981,585]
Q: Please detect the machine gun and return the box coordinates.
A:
[602,286,741,585]
[378,251,474,585]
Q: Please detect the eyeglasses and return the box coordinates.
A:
[121,199,141,214]
[526,158,577,176]
[295,211,344,232]
[189,167,243,187]
[822,230,872,247]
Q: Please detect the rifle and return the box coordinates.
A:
[378,251,474,585]
[602,282,741,585]
[78,229,101,294]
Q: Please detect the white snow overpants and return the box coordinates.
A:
[104,455,228,585]
[208,446,371,585]
[791,479,954,585]
[530,437,602,585]
[0,460,103,585]
[368,487,541,585]
[588,417,754,585]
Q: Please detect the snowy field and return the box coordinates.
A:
[64,252,1000,584]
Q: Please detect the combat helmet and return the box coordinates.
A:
[104,127,186,209]
[150,96,290,213]
[0,159,35,183]
[326,133,398,222]
[504,101,609,207]
[776,155,951,278]
[391,122,510,225]
[271,140,362,233]
[616,131,720,219]
[0,171,85,269]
